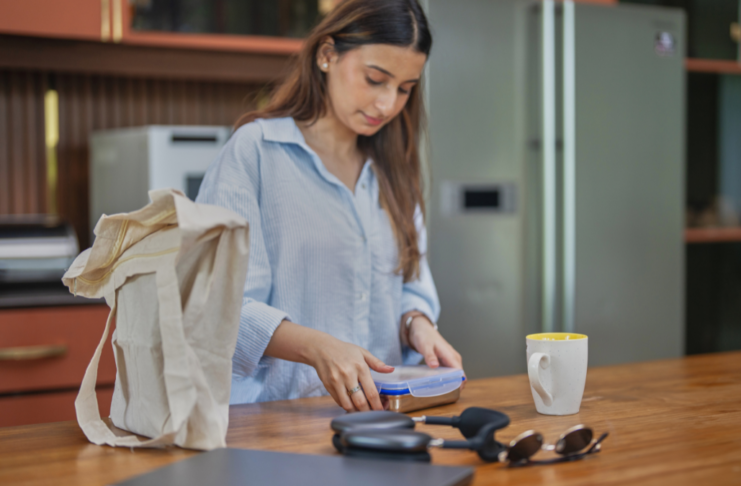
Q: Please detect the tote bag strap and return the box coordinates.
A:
[154,264,199,439]
[74,294,168,447]
[75,264,199,448]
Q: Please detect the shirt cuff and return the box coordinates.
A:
[232,298,290,378]
[400,294,438,325]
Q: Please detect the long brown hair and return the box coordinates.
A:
[236,0,432,283]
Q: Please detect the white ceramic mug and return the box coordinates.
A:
[526,333,588,415]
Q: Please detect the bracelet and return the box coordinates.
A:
[404,314,438,349]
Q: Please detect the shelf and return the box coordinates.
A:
[119,3,303,56]
[686,58,741,75]
[0,34,294,83]
[685,228,741,244]
[122,32,303,56]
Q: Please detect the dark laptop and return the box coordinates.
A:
[113,448,474,486]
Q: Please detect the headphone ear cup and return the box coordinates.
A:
[458,408,510,438]
[330,411,415,434]
[332,433,344,453]
[342,447,432,463]
[341,429,433,453]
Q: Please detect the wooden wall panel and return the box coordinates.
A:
[0,70,262,248]
[0,71,47,215]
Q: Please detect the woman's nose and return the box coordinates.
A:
[374,90,397,117]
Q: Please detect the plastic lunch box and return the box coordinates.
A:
[370,366,465,413]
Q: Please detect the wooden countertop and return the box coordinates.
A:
[1,352,740,485]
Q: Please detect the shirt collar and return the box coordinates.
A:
[259,116,376,191]
[259,117,306,146]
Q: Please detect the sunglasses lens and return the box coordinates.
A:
[556,428,593,455]
[508,433,542,461]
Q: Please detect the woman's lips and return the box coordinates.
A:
[362,113,383,126]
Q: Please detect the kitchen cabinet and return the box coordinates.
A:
[0,387,114,427]
[621,1,741,355]
[128,0,322,39]
[0,0,622,55]
[624,0,740,61]
[0,305,116,427]
[0,0,304,55]
[0,0,103,42]
[683,70,741,356]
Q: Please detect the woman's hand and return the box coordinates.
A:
[264,320,393,412]
[306,335,394,413]
[404,314,463,370]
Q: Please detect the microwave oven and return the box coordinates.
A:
[89,125,231,240]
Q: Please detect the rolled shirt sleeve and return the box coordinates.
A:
[400,206,441,364]
[196,125,290,378]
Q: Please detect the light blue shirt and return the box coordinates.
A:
[196,117,440,404]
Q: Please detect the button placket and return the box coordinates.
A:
[352,165,374,346]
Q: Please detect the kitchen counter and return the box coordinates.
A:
[0,282,103,309]
[1,352,740,485]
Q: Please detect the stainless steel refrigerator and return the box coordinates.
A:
[424,0,685,378]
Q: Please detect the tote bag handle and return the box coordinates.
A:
[75,263,198,448]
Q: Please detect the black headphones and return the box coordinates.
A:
[330,407,510,463]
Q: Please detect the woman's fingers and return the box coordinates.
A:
[347,379,371,412]
[307,338,396,412]
[364,352,394,374]
[408,320,463,371]
[318,371,355,412]
[423,349,440,368]
[414,339,440,368]
[437,344,463,369]
[333,380,358,412]
[322,381,340,406]
[358,368,384,411]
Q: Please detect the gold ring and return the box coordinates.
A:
[347,385,362,395]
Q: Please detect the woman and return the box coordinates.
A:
[197,0,462,413]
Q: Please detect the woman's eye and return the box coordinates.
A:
[366,77,383,86]
[399,87,410,95]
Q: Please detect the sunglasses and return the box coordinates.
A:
[498,424,609,466]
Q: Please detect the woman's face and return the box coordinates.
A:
[321,43,427,137]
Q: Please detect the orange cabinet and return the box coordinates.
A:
[0,387,113,428]
[0,0,103,42]
[0,0,302,55]
[0,305,116,427]
[0,0,616,55]
[118,2,302,55]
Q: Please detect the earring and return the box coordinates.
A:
[322,63,328,70]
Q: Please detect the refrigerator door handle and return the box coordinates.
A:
[563,0,576,333]
[542,0,557,333]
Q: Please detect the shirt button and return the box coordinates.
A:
[361,183,367,190]
[359,293,367,301]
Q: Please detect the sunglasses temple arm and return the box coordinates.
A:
[586,432,609,453]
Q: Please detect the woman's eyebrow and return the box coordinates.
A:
[367,64,419,84]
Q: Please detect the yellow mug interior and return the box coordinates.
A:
[527,333,587,341]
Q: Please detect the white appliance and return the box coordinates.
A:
[425,0,686,378]
[0,216,79,283]
[89,125,231,238]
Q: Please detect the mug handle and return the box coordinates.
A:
[528,352,554,406]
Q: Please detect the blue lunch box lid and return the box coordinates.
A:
[370,366,465,398]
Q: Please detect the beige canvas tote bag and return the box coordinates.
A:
[62,189,249,450]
